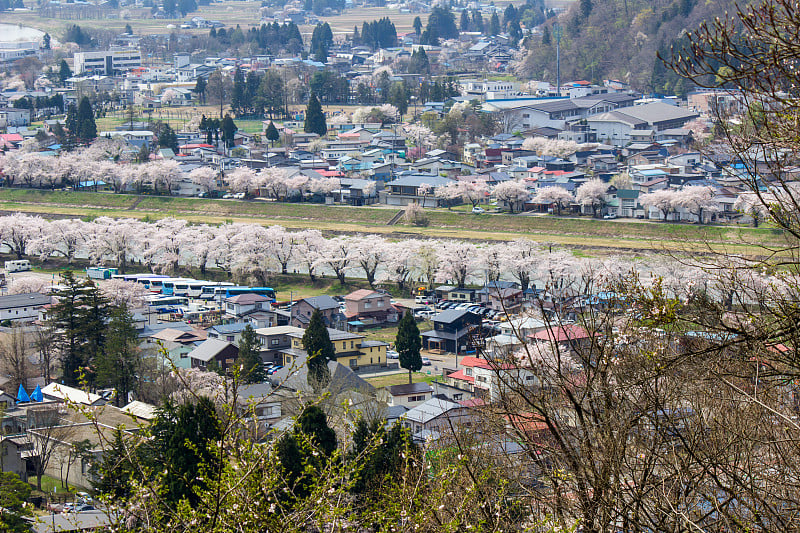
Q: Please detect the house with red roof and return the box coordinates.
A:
[343,289,398,328]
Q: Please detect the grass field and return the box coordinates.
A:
[364,372,437,389]
[0,189,783,255]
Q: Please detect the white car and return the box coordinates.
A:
[222,193,234,199]
[421,357,432,366]
[472,206,485,214]
[386,350,399,359]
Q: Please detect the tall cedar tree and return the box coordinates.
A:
[413,15,422,35]
[76,96,96,142]
[303,93,327,136]
[302,309,335,390]
[58,59,72,83]
[232,67,246,114]
[265,120,279,145]
[396,310,422,383]
[95,428,134,499]
[236,324,265,383]
[48,272,109,386]
[349,417,415,495]
[0,472,32,533]
[148,397,221,505]
[95,304,139,406]
[221,114,237,148]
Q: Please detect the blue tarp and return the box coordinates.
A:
[17,385,30,403]
[30,384,43,402]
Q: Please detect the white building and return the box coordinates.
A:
[74,49,142,75]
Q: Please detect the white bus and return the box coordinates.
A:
[4,260,31,272]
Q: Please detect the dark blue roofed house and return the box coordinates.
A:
[379,174,454,207]
[421,309,483,354]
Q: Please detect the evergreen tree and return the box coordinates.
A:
[395,310,422,384]
[0,472,32,533]
[460,10,470,32]
[42,33,50,50]
[413,16,422,35]
[48,272,109,386]
[388,82,409,115]
[579,0,592,19]
[193,76,206,104]
[352,25,360,44]
[350,418,415,495]
[236,324,264,384]
[221,114,237,148]
[124,23,133,34]
[298,404,337,456]
[488,12,501,35]
[95,428,134,499]
[148,397,221,505]
[509,19,523,41]
[232,67,246,114]
[302,309,334,390]
[64,103,78,149]
[76,96,96,142]
[407,47,430,74]
[265,120,279,145]
[303,93,327,136]
[95,304,139,407]
[542,25,551,45]
[58,59,72,84]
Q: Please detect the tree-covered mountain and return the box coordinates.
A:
[516,0,741,95]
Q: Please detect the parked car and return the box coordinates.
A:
[233,192,246,199]
[421,357,432,366]
[222,193,234,199]
[603,213,617,219]
[472,206,485,214]
[386,350,399,359]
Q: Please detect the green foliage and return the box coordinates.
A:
[59,60,72,83]
[155,122,179,152]
[237,324,265,384]
[413,15,422,35]
[303,93,327,136]
[356,18,397,49]
[303,309,334,390]
[396,310,422,383]
[0,472,32,533]
[310,22,334,62]
[221,114,238,148]
[407,47,430,74]
[76,97,96,142]
[95,428,134,499]
[422,6,458,44]
[64,24,92,46]
[265,120,279,143]
[298,404,337,456]
[95,304,140,406]
[350,418,415,495]
[48,271,110,386]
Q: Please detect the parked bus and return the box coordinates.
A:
[4,260,31,273]
[147,295,189,313]
[196,282,234,299]
[86,267,119,280]
[224,286,277,301]
[162,278,197,296]
[111,274,170,289]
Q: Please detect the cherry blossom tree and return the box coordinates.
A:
[501,239,541,291]
[350,234,389,289]
[188,167,218,194]
[676,185,720,224]
[258,167,291,200]
[0,213,46,259]
[93,160,125,193]
[734,192,772,227]
[493,180,530,213]
[639,188,679,220]
[86,217,145,273]
[412,241,440,289]
[418,183,433,208]
[265,225,296,274]
[308,177,338,199]
[147,160,181,196]
[434,181,462,209]
[232,225,279,286]
[181,224,219,275]
[285,174,310,200]
[29,218,88,264]
[208,223,246,278]
[227,167,258,194]
[521,137,580,158]
[314,235,354,286]
[7,277,51,295]
[575,179,609,218]
[435,240,478,288]
[83,136,131,162]
[533,186,574,215]
[295,229,324,283]
[382,239,419,292]
[99,279,151,308]
[144,217,190,274]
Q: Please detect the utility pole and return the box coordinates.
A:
[554,23,562,97]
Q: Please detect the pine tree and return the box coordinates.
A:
[395,310,422,384]
[221,114,237,148]
[580,0,592,19]
[265,120,279,145]
[413,16,422,35]
[58,59,72,84]
[48,272,109,386]
[95,428,134,499]
[298,404,337,456]
[236,324,264,384]
[76,97,96,142]
[232,67,246,114]
[95,304,139,407]
[303,309,334,390]
[489,12,501,35]
[303,93,327,137]
[193,76,206,103]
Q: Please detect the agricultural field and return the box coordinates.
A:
[0,189,784,256]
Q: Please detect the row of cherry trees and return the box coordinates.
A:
[0,213,725,297]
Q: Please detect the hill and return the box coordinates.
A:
[515,0,741,94]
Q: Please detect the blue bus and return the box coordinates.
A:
[223,286,277,301]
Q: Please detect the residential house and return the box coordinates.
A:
[343,289,398,327]
[484,288,523,312]
[206,322,248,344]
[237,382,286,435]
[0,293,51,323]
[290,295,342,328]
[401,397,474,440]
[144,327,207,369]
[224,293,272,319]
[188,338,239,371]
[586,102,700,147]
[283,328,388,372]
[379,382,434,409]
[421,309,483,354]
[380,174,454,207]
[255,325,305,365]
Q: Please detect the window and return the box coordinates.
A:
[351,341,354,349]
[408,395,426,402]
[364,302,371,309]
[377,300,383,307]
[453,393,463,400]
[271,339,280,346]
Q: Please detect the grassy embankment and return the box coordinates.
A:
[0,189,784,255]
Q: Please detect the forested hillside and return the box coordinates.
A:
[516,0,741,95]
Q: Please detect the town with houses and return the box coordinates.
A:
[0,0,788,530]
